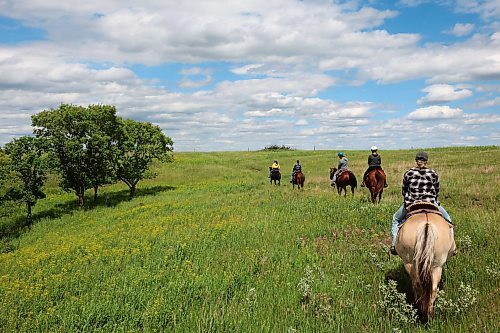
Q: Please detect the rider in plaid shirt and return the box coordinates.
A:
[390,151,452,254]
[402,165,440,208]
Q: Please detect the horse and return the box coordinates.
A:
[395,202,456,322]
[269,167,281,185]
[364,167,386,204]
[329,168,357,196]
[292,171,305,190]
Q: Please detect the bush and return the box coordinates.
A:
[263,145,294,151]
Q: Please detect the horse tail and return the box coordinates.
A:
[413,221,435,316]
[351,172,357,188]
[375,170,385,192]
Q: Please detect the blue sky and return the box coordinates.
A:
[0,0,498,151]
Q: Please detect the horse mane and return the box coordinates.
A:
[413,222,435,316]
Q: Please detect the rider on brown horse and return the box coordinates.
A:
[361,146,388,188]
[290,160,302,183]
[390,151,453,254]
[331,152,348,185]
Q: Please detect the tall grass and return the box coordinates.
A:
[0,146,498,332]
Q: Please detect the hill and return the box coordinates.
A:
[1,146,499,332]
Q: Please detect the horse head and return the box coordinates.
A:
[329,167,337,180]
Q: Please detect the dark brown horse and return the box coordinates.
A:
[269,167,281,185]
[364,168,386,204]
[292,171,305,190]
[329,168,357,196]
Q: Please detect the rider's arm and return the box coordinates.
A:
[434,173,440,198]
[402,172,409,196]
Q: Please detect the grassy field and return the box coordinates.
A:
[0,146,499,332]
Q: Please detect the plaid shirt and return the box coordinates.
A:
[402,167,440,208]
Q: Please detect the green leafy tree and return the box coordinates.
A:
[32,104,120,206]
[0,149,10,206]
[84,105,121,200]
[115,119,173,197]
[3,136,46,222]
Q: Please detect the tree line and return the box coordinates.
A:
[0,104,173,222]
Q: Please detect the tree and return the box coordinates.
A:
[0,149,10,206]
[32,104,120,206]
[115,119,173,197]
[3,136,46,222]
[84,105,121,200]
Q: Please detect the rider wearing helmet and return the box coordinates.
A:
[331,152,348,184]
[361,146,388,188]
[390,151,453,255]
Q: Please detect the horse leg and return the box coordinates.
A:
[429,267,443,318]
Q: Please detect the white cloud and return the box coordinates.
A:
[0,1,499,150]
[418,84,473,104]
[464,113,500,124]
[446,23,475,36]
[407,105,464,120]
[245,108,284,117]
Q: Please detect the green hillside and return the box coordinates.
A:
[1,146,499,332]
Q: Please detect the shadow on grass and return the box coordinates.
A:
[385,264,415,304]
[0,185,176,248]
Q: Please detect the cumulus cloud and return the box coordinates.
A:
[407,105,464,120]
[0,1,498,150]
[417,84,473,104]
[446,23,475,36]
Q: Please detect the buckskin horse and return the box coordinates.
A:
[364,167,386,204]
[292,171,305,190]
[395,202,456,322]
[329,167,357,196]
[269,167,281,185]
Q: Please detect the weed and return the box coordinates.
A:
[378,280,417,325]
[434,283,479,314]
[485,263,499,279]
[457,235,473,252]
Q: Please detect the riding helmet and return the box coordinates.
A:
[370,146,378,151]
[415,151,428,161]
[337,152,344,157]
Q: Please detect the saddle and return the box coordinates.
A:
[338,169,350,176]
[401,202,452,226]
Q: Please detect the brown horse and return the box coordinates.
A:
[292,171,305,190]
[269,167,281,185]
[364,168,386,204]
[329,168,357,196]
[395,202,456,322]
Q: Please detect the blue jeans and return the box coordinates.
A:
[391,204,452,245]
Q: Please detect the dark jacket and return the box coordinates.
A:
[368,153,381,167]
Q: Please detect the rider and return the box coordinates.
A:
[290,160,302,183]
[331,152,348,185]
[269,160,280,178]
[361,146,388,188]
[390,151,452,255]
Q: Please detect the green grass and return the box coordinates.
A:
[0,146,499,332]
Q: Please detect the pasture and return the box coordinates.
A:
[0,146,498,332]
